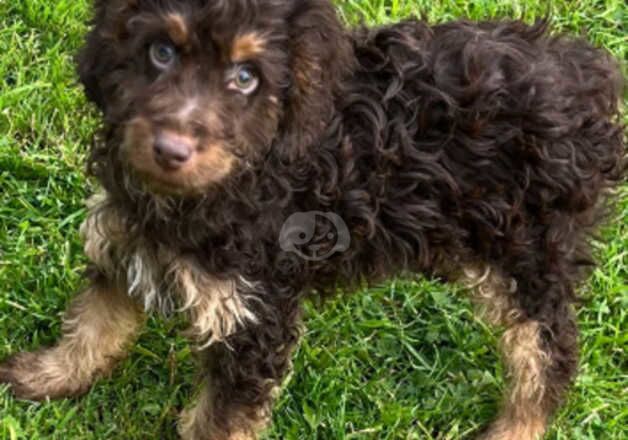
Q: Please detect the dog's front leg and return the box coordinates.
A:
[0,277,145,400]
[0,193,146,400]
[176,272,302,440]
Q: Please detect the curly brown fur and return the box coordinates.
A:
[1,1,625,439]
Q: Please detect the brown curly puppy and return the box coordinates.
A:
[1,1,625,439]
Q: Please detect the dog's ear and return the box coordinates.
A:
[76,23,107,110]
[281,0,353,155]
[76,0,137,111]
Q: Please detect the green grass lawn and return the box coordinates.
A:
[0,0,626,439]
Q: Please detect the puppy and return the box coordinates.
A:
[1,1,625,439]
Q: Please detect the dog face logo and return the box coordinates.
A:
[279,211,350,261]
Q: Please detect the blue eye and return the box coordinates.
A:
[150,42,176,69]
[230,65,260,95]
[236,68,253,87]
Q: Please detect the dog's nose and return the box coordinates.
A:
[153,131,194,170]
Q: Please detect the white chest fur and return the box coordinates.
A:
[80,192,258,346]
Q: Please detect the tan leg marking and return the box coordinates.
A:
[463,265,520,326]
[0,286,144,400]
[81,191,126,276]
[463,265,550,440]
[174,262,258,347]
[179,386,213,440]
[482,321,549,440]
[179,384,269,440]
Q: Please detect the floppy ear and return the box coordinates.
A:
[76,25,107,109]
[282,0,354,155]
[75,0,137,111]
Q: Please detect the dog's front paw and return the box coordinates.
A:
[0,350,89,401]
[0,352,47,400]
[476,419,546,440]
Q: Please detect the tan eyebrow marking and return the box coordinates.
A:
[165,13,189,46]
[231,32,267,62]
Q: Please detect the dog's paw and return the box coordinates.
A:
[0,351,89,401]
[0,352,46,400]
[476,421,546,440]
[0,351,57,400]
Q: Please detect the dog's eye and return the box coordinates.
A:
[228,65,260,95]
[149,42,177,70]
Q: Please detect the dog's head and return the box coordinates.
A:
[78,0,352,196]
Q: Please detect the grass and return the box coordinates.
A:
[0,0,626,439]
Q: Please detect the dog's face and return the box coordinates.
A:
[78,0,351,196]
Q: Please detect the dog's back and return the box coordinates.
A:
[345,19,625,271]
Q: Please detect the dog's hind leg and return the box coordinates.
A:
[179,293,301,440]
[0,280,145,400]
[463,265,578,440]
